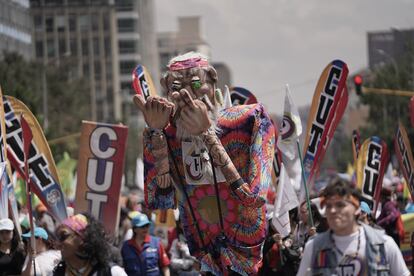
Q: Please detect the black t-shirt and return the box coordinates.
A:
[0,248,25,276]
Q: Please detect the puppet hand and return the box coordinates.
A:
[232,182,265,208]
[133,95,174,129]
[172,89,212,135]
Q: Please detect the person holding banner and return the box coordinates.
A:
[21,227,61,276]
[53,214,127,276]
[377,188,403,247]
[0,218,25,275]
[293,201,326,249]
[297,178,409,276]
[134,52,275,275]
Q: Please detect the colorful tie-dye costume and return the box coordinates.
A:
[143,104,275,275]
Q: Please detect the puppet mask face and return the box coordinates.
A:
[164,67,216,105]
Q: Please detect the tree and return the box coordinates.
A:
[360,48,414,148]
[0,51,91,161]
[45,63,91,160]
[0,52,42,113]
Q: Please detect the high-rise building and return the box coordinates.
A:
[368,28,414,69]
[158,16,210,77]
[115,0,159,123]
[30,0,121,122]
[157,16,233,94]
[30,0,159,123]
[0,0,33,60]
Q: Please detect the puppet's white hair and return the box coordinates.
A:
[167,51,209,67]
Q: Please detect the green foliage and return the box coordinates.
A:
[0,51,91,161]
[320,120,353,172]
[45,64,91,160]
[360,50,414,149]
[0,51,42,113]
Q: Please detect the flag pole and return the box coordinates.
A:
[296,141,314,227]
[21,114,37,275]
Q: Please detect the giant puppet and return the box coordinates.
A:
[133,52,275,275]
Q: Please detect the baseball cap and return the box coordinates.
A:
[131,214,150,228]
[0,218,14,231]
[22,227,49,240]
[360,201,371,215]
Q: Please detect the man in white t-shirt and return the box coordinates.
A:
[297,178,410,276]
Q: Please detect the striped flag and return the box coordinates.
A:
[356,136,389,215]
[302,60,349,191]
[395,123,414,200]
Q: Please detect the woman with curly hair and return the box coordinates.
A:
[53,214,126,276]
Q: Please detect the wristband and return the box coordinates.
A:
[230,178,244,191]
[150,128,163,136]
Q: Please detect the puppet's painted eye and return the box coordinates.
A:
[191,79,202,90]
[171,81,181,91]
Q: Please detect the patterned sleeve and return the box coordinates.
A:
[143,128,176,209]
[246,104,275,198]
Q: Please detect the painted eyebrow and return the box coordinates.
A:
[171,72,183,79]
[188,68,200,75]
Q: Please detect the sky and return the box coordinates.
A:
[155,0,414,115]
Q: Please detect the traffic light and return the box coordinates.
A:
[353,75,363,95]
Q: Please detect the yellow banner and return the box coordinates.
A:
[401,213,414,267]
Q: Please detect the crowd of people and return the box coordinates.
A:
[0,176,412,276]
[0,51,412,276]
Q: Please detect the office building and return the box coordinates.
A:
[30,0,121,122]
[158,16,210,78]
[0,0,33,60]
[157,16,233,92]
[368,28,414,69]
[115,0,159,122]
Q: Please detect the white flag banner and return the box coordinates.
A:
[272,163,299,238]
[223,85,233,109]
[277,85,302,160]
[272,211,291,238]
[277,85,303,194]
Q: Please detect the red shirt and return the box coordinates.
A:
[128,234,170,267]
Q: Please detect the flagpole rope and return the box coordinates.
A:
[164,134,207,252]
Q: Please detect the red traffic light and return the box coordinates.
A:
[353,75,363,85]
[353,75,363,95]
